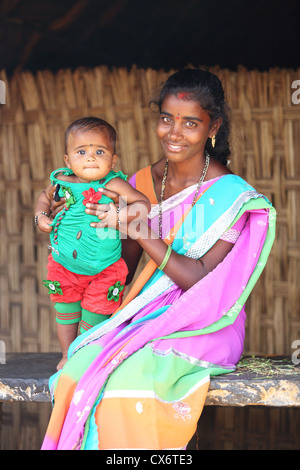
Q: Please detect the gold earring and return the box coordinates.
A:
[211,135,216,148]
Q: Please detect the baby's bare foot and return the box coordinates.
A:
[57,354,68,370]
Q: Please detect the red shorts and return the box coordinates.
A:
[46,255,128,315]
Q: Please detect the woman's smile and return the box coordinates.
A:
[165,142,187,153]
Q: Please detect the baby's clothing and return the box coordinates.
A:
[44,168,128,326]
[49,167,127,275]
[47,254,128,322]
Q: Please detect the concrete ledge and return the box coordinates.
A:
[0,354,300,406]
[0,353,59,402]
[206,356,300,407]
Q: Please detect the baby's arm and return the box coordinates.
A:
[35,184,53,233]
[106,177,151,224]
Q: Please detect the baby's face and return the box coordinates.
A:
[64,129,118,183]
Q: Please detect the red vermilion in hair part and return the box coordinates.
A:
[175,92,190,118]
[177,92,189,99]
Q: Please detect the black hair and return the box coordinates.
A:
[64,116,117,153]
[149,68,231,165]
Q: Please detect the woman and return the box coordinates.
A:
[41,68,276,450]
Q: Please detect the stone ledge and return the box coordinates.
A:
[0,353,300,406]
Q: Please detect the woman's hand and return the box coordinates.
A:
[46,185,66,218]
[37,214,53,233]
[85,188,120,230]
[86,188,149,238]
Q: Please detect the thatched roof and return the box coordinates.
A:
[1,0,299,75]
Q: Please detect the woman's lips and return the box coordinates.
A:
[165,142,186,152]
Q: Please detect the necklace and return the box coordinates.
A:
[158,152,210,239]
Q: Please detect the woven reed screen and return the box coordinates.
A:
[0,65,299,355]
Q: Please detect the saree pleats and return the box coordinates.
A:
[85,346,211,450]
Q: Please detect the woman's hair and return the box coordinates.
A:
[149,68,231,165]
[64,116,117,153]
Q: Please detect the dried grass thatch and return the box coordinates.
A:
[1,64,300,451]
[0,64,299,356]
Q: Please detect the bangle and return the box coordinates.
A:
[34,211,49,226]
[158,244,172,271]
[117,206,121,225]
[116,206,121,225]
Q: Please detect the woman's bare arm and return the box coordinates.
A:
[128,220,234,291]
[86,188,234,291]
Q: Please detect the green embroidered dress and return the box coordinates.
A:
[49,168,127,275]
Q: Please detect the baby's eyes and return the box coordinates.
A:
[78,149,104,155]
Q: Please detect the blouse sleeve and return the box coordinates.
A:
[220,212,248,244]
[129,173,136,188]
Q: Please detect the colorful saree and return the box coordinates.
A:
[41,170,276,450]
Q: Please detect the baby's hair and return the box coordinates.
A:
[149,68,231,165]
[65,116,117,153]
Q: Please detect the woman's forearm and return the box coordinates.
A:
[129,220,234,291]
[121,237,143,285]
[128,221,207,291]
[119,201,151,225]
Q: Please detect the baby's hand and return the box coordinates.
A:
[37,214,53,233]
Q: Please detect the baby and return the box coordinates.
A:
[35,117,150,369]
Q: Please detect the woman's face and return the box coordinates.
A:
[156,94,218,164]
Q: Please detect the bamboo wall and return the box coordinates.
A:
[0,65,300,356]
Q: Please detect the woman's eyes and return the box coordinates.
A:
[185,121,197,128]
[161,116,197,128]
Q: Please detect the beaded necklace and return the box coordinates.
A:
[158,153,210,239]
